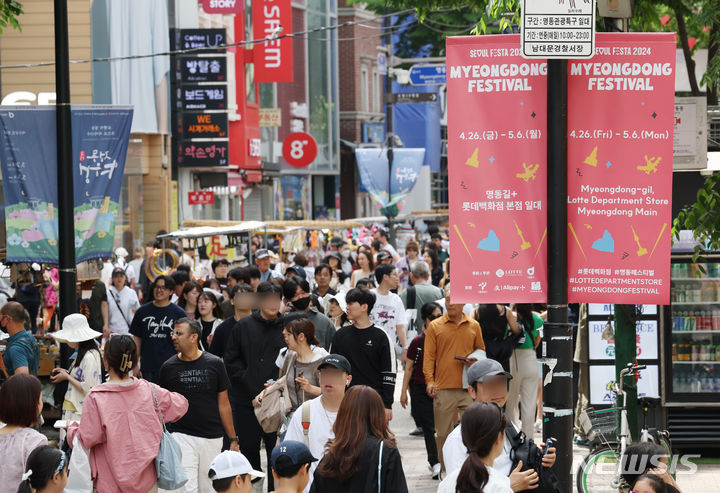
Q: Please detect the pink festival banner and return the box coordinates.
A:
[447,35,548,303]
[567,33,676,305]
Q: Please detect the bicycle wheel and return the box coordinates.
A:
[576,447,621,493]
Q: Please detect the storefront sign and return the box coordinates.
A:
[521,0,596,59]
[0,106,133,263]
[589,364,659,405]
[673,96,707,170]
[259,108,282,127]
[199,0,242,14]
[175,85,227,111]
[253,0,293,83]
[177,112,228,139]
[188,190,215,205]
[282,132,317,168]
[179,55,227,83]
[175,141,229,167]
[171,29,227,54]
[567,33,676,305]
[447,35,548,303]
[248,138,261,157]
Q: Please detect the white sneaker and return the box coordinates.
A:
[431,463,442,480]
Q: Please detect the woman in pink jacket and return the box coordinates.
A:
[67,335,188,493]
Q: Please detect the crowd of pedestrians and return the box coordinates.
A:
[0,226,685,493]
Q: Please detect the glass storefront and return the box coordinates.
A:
[116,138,144,251]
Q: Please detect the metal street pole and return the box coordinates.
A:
[544,58,573,493]
[54,0,77,352]
[384,7,396,245]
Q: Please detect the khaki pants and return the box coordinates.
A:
[434,388,472,468]
[508,348,539,437]
[574,362,589,437]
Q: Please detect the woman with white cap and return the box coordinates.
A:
[50,313,103,439]
[323,292,348,330]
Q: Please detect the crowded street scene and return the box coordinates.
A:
[1,0,720,492]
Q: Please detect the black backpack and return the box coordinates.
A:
[506,425,561,493]
[476,305,522,371]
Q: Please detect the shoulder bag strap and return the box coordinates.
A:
[0,351,9,379]
[377,440,384,493]
[150,383,168,432]
[301,400,312,447]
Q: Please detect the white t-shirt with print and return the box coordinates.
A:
[369,290,407,347]
[443,421,516,476]
[284,396,337,493]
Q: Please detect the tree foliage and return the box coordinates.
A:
[0,0,22,34]
[673,173,720,268]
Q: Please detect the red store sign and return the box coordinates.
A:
[253,0,293,83]
[199,0,242,14]
[188,190,215,205]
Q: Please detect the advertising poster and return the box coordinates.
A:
[253,0,293,83]
[0,106,133,264]
[588,319,659,360]
[567,33,676,304]
[589,364,659,405]
[446,35,548,303]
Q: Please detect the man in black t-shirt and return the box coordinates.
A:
[130,275,187,383]
[330,287,395,422]
[159,317,238,493]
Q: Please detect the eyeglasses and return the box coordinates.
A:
[154,285,169,291]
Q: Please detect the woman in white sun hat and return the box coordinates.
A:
[50,313,103,439]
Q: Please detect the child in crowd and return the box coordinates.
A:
[208,450,266,493]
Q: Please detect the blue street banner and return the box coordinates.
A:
[354,148,425,217]
[0,106,133,264]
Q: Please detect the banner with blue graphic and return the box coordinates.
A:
[354,148,425,217]
[0,106,133,264]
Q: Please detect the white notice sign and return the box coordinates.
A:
[521,0,596,59]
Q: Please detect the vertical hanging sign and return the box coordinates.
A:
[253,0,294,83]
[567,33,676,304]
[446,35,548,303]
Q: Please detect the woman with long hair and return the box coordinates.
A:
[310,385,408,493]
[422,249,443,287]
[50,314,104,440]
[67,335,188,493]
[198,290,222,349]
[396,241,420,289]
[507,304,543,438]
[438,402,512,493]
[177,280,202,318]
[17,446,68,493]
[0,374,48,491]
[350,250,374,288]
[279,318,326,414]
[325,292,349,329]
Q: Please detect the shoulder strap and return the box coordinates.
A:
[109,288,132,328]
[407,286,416,310]
[0,351,9,379]
[150,383,168,432]
[301,400,312,447]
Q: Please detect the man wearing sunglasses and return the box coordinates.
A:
[130,275,187,383]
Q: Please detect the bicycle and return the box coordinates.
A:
[576,363,672,493]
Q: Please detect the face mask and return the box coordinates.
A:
[291,296,312,311]
[341,250,350,258]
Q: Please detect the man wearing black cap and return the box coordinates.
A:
[284,354,351,493]
[270,441,317,493]
[442,358,558,492]
[107,267,140,336]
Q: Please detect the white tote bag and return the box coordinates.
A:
[65,435,94,493]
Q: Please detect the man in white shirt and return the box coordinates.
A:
[374,228,400,261]
[106,267,140,336]
[370,264,407,359]
[442,359,557,492]
[284,354,351,493]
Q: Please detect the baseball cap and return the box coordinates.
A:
[208,451,265,481]
[286,265,307,279]
[318,354,351,374]
[271,441,317,470]
[467,359,513,384]
[376,251,392,262]
[255,248,270,259]
[111,267,126,277]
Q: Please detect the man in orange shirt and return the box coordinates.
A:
[423,289,485,468]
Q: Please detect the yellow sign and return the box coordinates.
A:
[259,108,282,127]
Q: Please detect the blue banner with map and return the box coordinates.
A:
[0,106,133,263]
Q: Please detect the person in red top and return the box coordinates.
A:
[400,301,443,480]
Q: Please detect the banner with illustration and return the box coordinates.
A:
[566,33,675,304]
[354,148,425,218]
[446,35,548,303]
[0,106,133,264]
